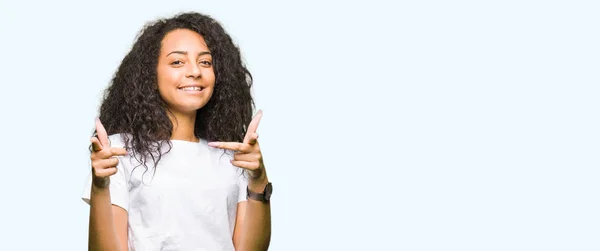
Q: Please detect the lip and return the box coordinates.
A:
[178,85,205,93]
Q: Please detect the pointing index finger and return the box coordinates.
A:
[208,141,250,152]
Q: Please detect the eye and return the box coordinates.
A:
[171,60,184,66]
[199,60,212,66]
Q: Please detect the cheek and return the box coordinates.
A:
[157,68,180,91]
[204,68,216,86]
[156,78,168,99]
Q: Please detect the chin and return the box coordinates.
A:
[189,102,209,112]
[164,91,214,114]
[169,101,208,114]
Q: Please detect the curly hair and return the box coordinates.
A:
[94,12,254,170]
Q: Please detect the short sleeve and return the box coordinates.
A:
[81,134,130,212]
[237,172,249,203]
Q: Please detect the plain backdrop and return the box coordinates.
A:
[0,0,598,250]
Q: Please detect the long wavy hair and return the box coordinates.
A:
[93,12,254,170]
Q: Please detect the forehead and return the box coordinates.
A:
[160,29,209,53]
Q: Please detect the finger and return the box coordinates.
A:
[93,158,119,169]
[230,160,260,170]
[95,117,110,148]
[244,110,263,143]
[248,133,259,145]
[110,147,128,157]
[234,152,261,162]
[90,137,103,152]
[94,167,118,177]
[92,147,127,160]
[208,142,252,152]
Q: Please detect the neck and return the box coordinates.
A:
[167,110,199,142]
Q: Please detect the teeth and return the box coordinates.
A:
[180,87,202,91]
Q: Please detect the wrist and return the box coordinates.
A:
[246,179,273,203]
[92,176,110,189]
[247,174,269,193]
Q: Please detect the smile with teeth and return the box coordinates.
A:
[179,86,204,91]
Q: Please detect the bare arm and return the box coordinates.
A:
[88,184,128,251]
[233,177,272,251]
[88,118,129,251]
[210,110,271,250]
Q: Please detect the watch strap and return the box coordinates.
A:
[246,182,272,202]
[247,187,265,201]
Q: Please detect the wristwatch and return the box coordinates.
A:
[247,182,273,202]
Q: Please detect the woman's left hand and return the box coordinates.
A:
[208,110,267,183]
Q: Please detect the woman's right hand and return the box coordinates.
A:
[90,118,128,189]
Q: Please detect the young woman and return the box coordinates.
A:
[81,12,272,251]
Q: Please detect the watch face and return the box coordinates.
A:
[264,183,273,201]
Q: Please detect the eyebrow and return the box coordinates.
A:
[166,51,211,57]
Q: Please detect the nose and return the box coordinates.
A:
[186,62,201,79]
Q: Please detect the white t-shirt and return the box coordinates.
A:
[81,133,248,251]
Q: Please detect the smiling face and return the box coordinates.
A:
[156,28,216,116]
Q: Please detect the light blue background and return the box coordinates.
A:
[0,0,598,250]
